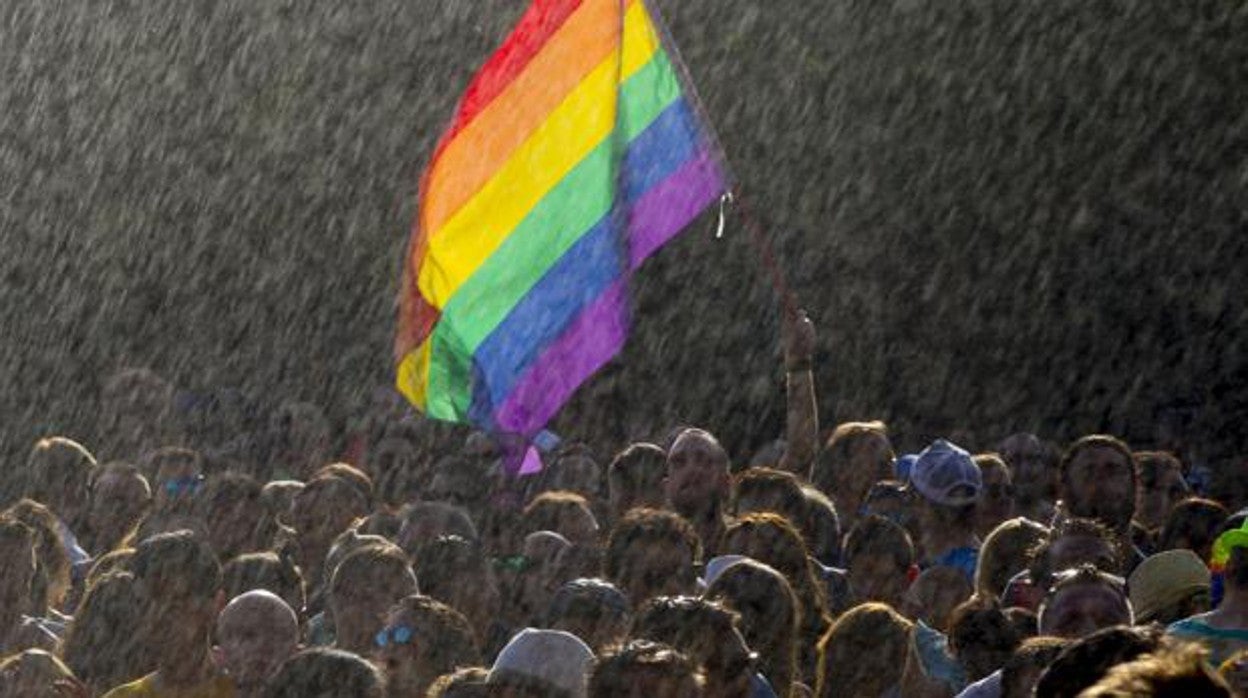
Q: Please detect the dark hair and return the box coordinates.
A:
[810,421,889,496]
[844,514,914,570]
[590,639,703,698]
[313,463,375,509]
[947,599,1022,681]
[546,577,630,632]
[522,491,597,541]
[603,508,701,583]
[817,602,912,698]
[61,571,151,693]
[977,517,1049,600]
[1001,636,1069,698]
[5,499,73,611]
[631,596,744,676]
[263,648,386,698]
[1029,517,1123,578]
[26,436,96,505]
[141,446,204,485]
[1160,498,1230,559]
[800,486,843,566]
[1080,643,1231,697]
[733,467,806,516]
[1059,435,1136,494]
[1034,625,1162,698]
[329,543,417,601]
[409,535,493,613]
[426,667,489,698]
[131,530,222,601]
[389,595,481,678]
[222,551,306,614]
[705,559,799,696]
[608,443,667,504]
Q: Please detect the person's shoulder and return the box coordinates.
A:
[101,674,157,698]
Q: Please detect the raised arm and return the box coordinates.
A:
[779,307,819,475]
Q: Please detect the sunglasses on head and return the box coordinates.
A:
[374,625,416,648]
[163,475,204,497]
[493,554,535,574]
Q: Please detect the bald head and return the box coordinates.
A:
[217,590,300,688]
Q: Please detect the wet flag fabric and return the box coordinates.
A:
[396,0,729,439]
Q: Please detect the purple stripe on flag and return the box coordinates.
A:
[628,147,726,269]
[492,281,629,435]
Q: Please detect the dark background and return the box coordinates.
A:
[2,1,1245,471]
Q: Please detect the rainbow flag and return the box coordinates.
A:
[396,0,729,437]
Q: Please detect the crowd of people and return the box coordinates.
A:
[0,312,1246,697]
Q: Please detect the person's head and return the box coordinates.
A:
[999,433,1053,505]
[1134,452,1189,530]
[4,499,72,612]
[523,491,599,547]
[1031,517,1125,584]
[1160,497,1230,563]
[1212,520,1248,594]
[328,543,419,654]
[216,590,300,691]
[903,565,973,632]
[1061,436,1137,534]
[800,485,843,566]
[25,436,96,529]
[0,649,77,698]
[947,598,1022,681]
[60,571,150,693]
[1038,565,1132,639]
[261,480,303,528]
[409,535,501,638]
[1034,625,1163,698]
[221,551,307,618]
[0,517,36,611]
[732,467,806,522]
[704,558,799,695]
[604,508,700,605]
[397,501,478,557]
[370,435,426,509]
[721,512,830,634]
[263,647,386,698]
[426,666,488,698]
[544,446,603,501]
[488,628,595,698]
[632,596,755,698]
[1128,549,1212,625]
[546,578,631,653]
[143,447,207,512]
[315,463,375,510]
[1001,636,1069,698]
[265,401,333,481]
[816,602,913,698]
[810,421,893,523]
[909,439,982,535]
[978,517,1050,600]
[100,367,173,453]
[976,453,1017,536]
[608,443,667,521]
[86,461,151,553]
[373,594,480,698]
[664,428,730,517]
[589,640,703,698]
[843,514,915,608]
[130,530,223,667]
[1079,643,1230,697]
[291,475,369,547]
[85,547,134,588]
[199,471,269,560]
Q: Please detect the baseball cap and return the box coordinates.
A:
[1128,549,1211,623]
[909,439,981,506]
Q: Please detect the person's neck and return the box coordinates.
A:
[922,525,976,560]
[156,645,216,688]
[1213,588,1248,627]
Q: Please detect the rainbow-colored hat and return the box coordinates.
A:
[1211,520,1248,570]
